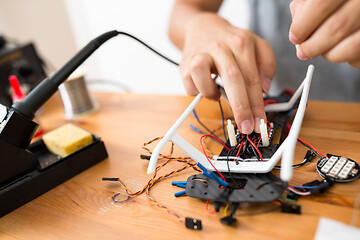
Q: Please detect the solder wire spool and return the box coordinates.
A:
[58,69,98,120]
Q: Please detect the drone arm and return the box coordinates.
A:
[280,65,314,181]
[147,94,203,174]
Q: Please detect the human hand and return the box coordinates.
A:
[180,13,276,134]
[289,0,360,68]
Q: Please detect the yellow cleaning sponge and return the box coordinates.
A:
[42,123,93,158]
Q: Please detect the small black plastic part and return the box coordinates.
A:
[220,216,237,226]
[140,155,151,160]
[310,180,333,193]
[230,202,239,216]
[307,152,317,162]
[303,180,322,187]
[280,202,301,214]
[286,191,301,200]
[214,201,222,212]
[102,178,119,181]
[0,109,39,149]
[185,217,202,230]
[304,150,312,161]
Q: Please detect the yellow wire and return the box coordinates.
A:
[224,203,230,216]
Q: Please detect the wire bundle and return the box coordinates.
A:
[104,136,201,225]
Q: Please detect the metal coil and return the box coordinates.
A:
[59,75,98,119]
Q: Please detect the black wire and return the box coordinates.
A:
[119,31,236,148]
[273,150,317,169]
[218,100,228,143]
[273,160,308,169]
[112,193,131,203]
[239,139,249,158]
[192,109,227,145]
[297,139,323,158]
[116,31,179,66]
[250,144,261,161]
[226,148,237,184]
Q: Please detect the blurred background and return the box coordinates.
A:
[0,0,249,96]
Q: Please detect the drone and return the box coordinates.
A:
[147,65,315,183]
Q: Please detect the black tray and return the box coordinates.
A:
[0,134,108,217]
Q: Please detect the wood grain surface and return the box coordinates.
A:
[0,92,359,240]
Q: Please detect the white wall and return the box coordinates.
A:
[64,0,249,94]
[0,0,249,95]
[0,0,78,69]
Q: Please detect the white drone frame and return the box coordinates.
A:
[147,65,315,182]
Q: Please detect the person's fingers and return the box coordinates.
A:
[289,0,346,44]
[254,37,277,94]
[189,53,220,100]
[180,58,199,96]
[323,29,360,63]
[212,45,254,134]
[289,0,305,19]
[349,61,360,69]
[229,32,266,133]
[296,0,360,60]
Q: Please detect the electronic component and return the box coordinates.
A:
[147,65,315,182]
[280,202,301,214]
[220,216,237,226]
[227,119,237,147]
[316,154,360,183]
[260,119,269,147]
[0,41,46,107]
[185,217,202,230]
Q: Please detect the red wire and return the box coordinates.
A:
[205,200,216,214]
[263,99,278,106]
[235,141,244,158]
[201,134,231,151]
[284,88,295,96]
[246,134,263,161]
[256,135,261,148]
[200,135,227,181]
[297,137,326,157]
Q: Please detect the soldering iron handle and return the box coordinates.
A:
[12,30,119,119]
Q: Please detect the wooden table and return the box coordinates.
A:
[1,92,360,239]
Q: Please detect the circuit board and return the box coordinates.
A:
[317,154,360,183]
[217,111,290,163]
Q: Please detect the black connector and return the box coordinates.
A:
[102,177,119,181]
[303,179,333,194]
[185,217,202,230]
[280,202,301,214]
[220,216,237,226]
[140,155,151,160]
[303,180,322,187]
[312,180,333,193]
[286,191,301,201]
[214,201,222,212]
[307,152,317,162]
[230,202,239,216]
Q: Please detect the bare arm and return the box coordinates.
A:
[169,0,223,49]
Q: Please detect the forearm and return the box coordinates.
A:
[168,0,223,49]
